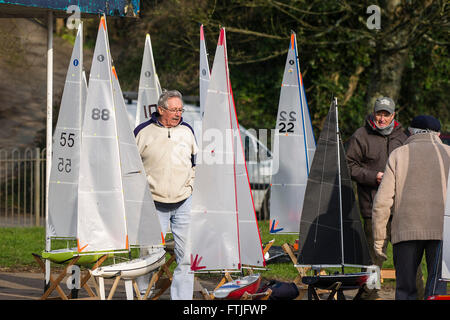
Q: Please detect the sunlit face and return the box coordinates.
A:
[374,110,395,128]
[158,97,184,128]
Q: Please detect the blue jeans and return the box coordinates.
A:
[136,196,194,299]
[155,196,194,300]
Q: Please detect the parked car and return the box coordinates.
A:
[123,93,272,217]
[440,132,450,146]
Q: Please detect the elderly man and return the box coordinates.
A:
[134,89,198,300]
[372,115,450,300]
[346,97,408,266]
[346,97,408,299]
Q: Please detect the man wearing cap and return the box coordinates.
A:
[346,97,408,298]
[372,115,450,299]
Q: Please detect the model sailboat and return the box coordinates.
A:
[187,29,265,292]
[135,33,162,128]
[43,23,104,266]
[295,98,380,299]
[74,16,164,299]
[269,32,316,235]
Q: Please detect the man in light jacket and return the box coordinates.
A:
[134,89,198,300]
[372,115,450,300]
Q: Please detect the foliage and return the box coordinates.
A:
[76,0,448,143]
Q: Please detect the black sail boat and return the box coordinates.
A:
[296,97,380,300]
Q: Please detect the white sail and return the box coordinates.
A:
[81,70,88,127]
[441,169,450,280]
[47,23,84,238]
[111,66,163,247]
[135,34,161,128]
[199,24,210,119]
[77,17,128,253]
[269,32,316,234]
[187,28,241,272]
[229,86,265,268]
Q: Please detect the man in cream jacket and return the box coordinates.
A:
[134,89,198,300]
[372,115,450,300]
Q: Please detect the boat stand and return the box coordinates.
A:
[306,281,366,300]
[281,242,310,283]
[91,272,141,300]
[303,274,369,301]
[138,240,176,300]
[32,253,107,300]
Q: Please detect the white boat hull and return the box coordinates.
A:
[91,249,166,280]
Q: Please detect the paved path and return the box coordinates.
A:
[0,271,218,300]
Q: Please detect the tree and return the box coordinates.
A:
[105,0,449,140]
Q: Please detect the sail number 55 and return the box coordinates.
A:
[60,132,75,147]
[57,158,71,173]
[279,111,296,133]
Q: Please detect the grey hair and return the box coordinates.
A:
[408,127,440,136]
[158,89,183,109]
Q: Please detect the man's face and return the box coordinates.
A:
[158,97,183,128]
[374,110,395,128]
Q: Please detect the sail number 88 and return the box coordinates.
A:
[92,108,110,121]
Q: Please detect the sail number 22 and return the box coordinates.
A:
[278,110,296,133]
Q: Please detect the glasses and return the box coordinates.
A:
[162,107,184,113]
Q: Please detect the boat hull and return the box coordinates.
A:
[302,273,370,290]
[91,249,166,280]
[42,248,108,265]
[427,295,450,300]
[213,274,261,299]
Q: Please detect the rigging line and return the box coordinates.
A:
[293,33,310,176]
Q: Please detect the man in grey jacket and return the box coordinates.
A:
[372,115,450,299]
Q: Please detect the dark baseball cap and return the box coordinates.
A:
[374,97,395,114]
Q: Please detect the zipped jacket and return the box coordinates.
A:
[346,115,408,218]
[134,112,198,203]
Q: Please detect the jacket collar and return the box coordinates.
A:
[405,132,442,145]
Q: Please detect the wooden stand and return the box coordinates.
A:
[32,253,106,300]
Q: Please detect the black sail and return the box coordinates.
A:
[296,99,371,267]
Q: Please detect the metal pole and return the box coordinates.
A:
[45,10,53,286]
[335,97,345,274]
[34,148,40,226]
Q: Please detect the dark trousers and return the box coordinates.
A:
[393,240,447,300]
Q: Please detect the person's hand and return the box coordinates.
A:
[376,172,384,185]
[374,239,387,261]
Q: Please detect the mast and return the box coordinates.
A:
[334,97,345,273]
